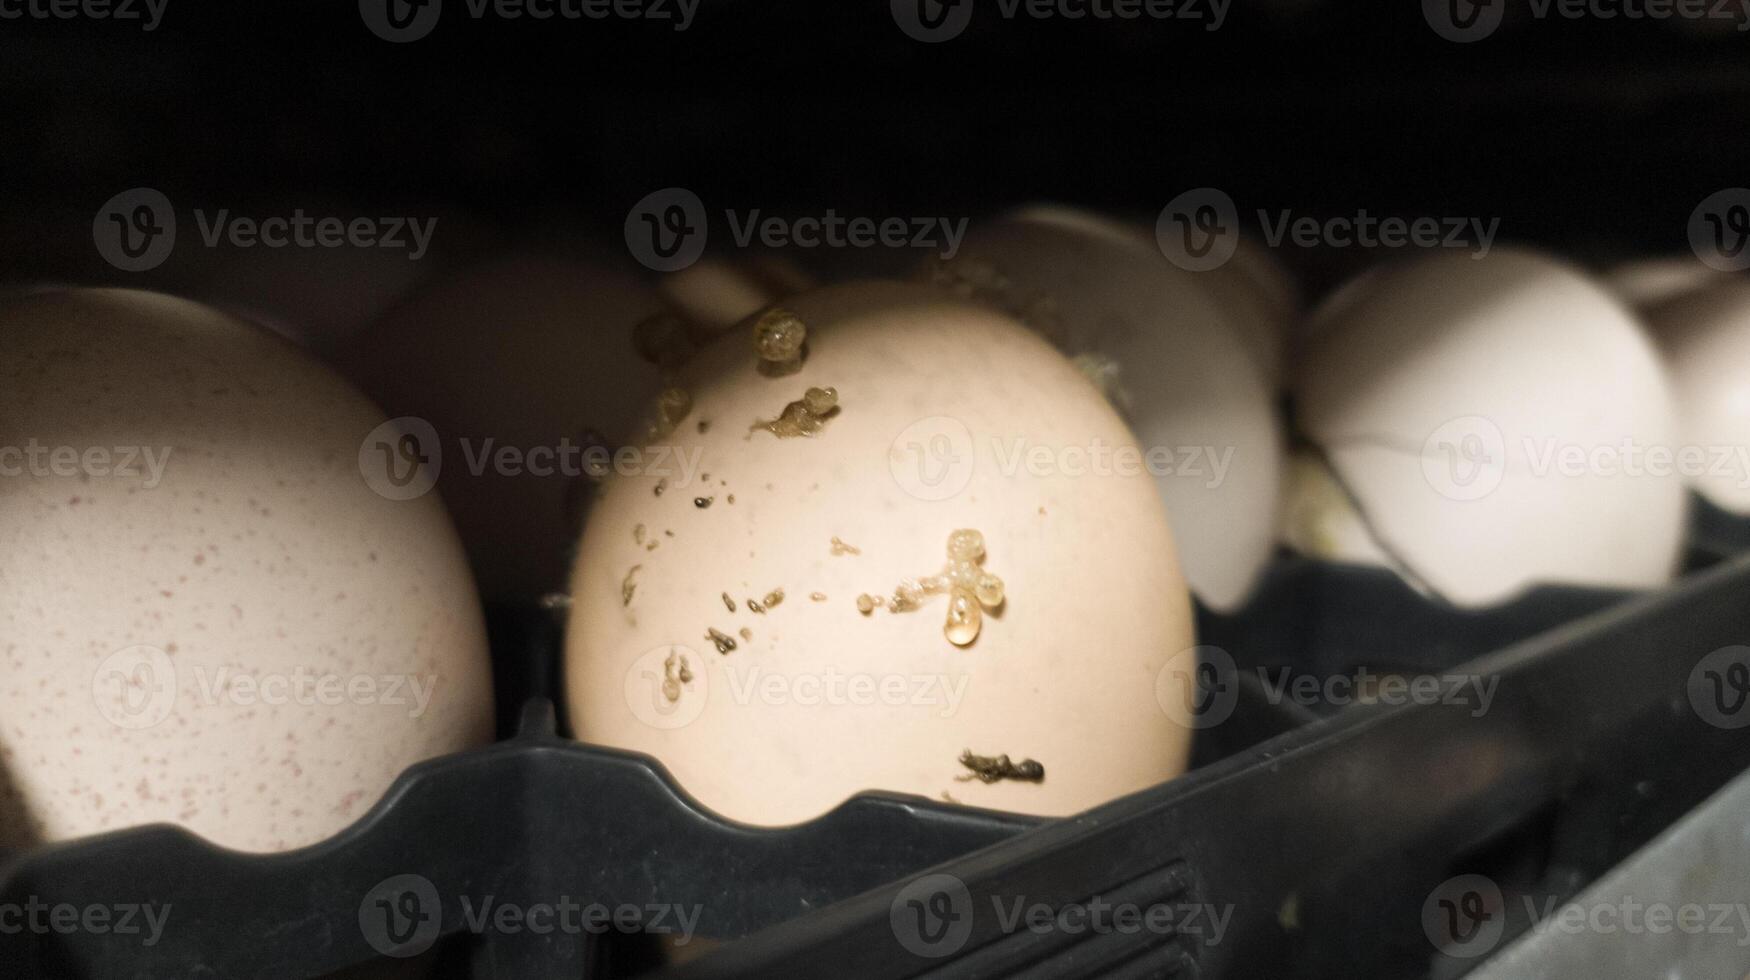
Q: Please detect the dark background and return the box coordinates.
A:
[2,0,1747,296]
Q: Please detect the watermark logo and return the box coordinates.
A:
[360,875,700,954]
[1427,0,1750,42]
[358,418,707,502]
[360,874,443,958]
[1422,416,1508,502]
[1155,645,1239,729]
[887,417,1234,501]
[891,873,974,958]
[93,188,176,273]
[94,190,437,272]
[624,190,969,272]
[889,416,978,501]
[1418,416,1750,502]
[624,644,708,729]
[1156,188,1239,273]
[359,417,443,501]
[626,187,709,273]
[91,645,442,728]
[1423,874,1506,957]
[92,645,178,730]
[1690,188,1750,272]
[1423,0,1505,41]
[1689,646,1750,730]
[360,0,696,40]
[891,0,1227,40]
[1158,190,1501,270]
[360,0,442,40]
[891,0,975,40]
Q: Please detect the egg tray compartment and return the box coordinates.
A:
[1193,490,1750,757]
[5,506,1749,979]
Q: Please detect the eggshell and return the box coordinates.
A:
[0,289,493,852]
[565,281,1195,824]
[1192,234,1298,387]
[341,254,668,601]
[936,206,1284,613]
[1645,282,1750,515]
[1294,250,1687,606]
[198,244,432,357]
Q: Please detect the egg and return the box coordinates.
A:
[929,206,1284,613]
[1645,282,1750,515]
[1603,257,1731,312]
[0,289,493,853]
[564,281,1195,824]
[340,254,669,602]
[1290,249,1687,606]
[197,242,433,357]
[1191,234,1299,387]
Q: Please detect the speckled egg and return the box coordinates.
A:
[565,280,1196,825]
[0,289,493,853]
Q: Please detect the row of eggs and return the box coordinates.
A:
[1,206,1745,854]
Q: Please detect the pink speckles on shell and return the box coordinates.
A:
[0,289,494,854]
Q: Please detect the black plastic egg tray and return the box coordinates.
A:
[4,498,1750,980]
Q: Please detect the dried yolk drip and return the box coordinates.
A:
[751,387,839,438]
[883,529,1004,646]
[706,628,737,654]
[660,650,694,703]
[752,307,807,377]
[644,387,693,441]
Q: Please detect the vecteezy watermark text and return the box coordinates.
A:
[887,416,1236,501]
[92,645,442,730]
[358,417,706,502]
[0,0,167,29]
[623,188,968,272]
[1155,646,1499,730]
[0,440,172,488]
[1425,0,1750,42]
[0,899,171,947]
[1154,188,1499,272]
[889,872,1232,958]
[360,0,697,42]
[890,0,1228,43]
[93,189,436,273]
[359,874,702,958]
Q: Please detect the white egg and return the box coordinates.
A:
[931,206,1284,613]
[341,254,669,602]
[1291,249,1687,606]
[565,281,1195,824]
[1190,234,1299,387]
[1645,282,1750,515]
[0,289,493,853]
